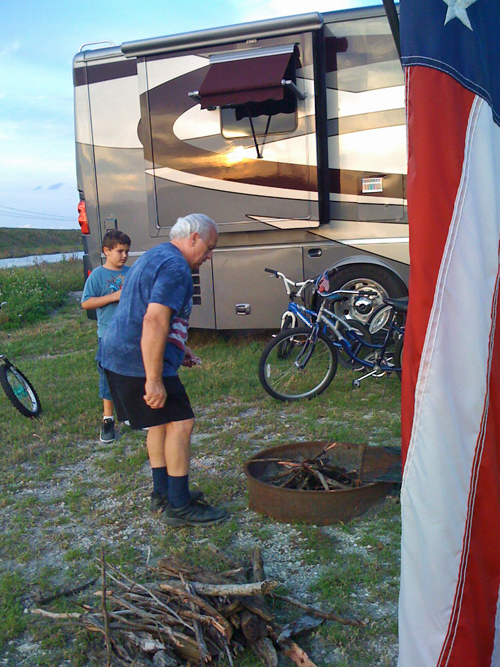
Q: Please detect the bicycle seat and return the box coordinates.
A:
[383,296,409,313]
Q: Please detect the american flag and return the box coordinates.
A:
[399,1,500,665]
[318,272,330,293]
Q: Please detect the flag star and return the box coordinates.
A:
[443,0,478,31]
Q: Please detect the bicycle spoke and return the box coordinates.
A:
[259,329,337,400]
[7,368,38,412]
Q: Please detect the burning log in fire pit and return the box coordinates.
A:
[31,544,363,666]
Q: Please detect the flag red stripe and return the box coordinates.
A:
[401,67,475,466]
[400,65,500,666]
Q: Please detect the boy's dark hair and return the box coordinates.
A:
[102,229,131,251]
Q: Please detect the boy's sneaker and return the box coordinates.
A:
[161,497,228,527]
[100,418,115,443]
[150,488,204,512]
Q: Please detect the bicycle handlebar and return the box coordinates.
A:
[265,268,380,302]
[264,268,313,297]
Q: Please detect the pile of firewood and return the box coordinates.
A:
[32,543,363,666]
[259,443,364,491]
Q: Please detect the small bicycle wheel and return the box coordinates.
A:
[0,363,42,418]
[258,327,338,401]
[333,319,372,371]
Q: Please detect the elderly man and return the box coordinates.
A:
[99,213,227,527]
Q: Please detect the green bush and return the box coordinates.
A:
[0,260,83,330]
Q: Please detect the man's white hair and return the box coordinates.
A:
[169,213,218,241]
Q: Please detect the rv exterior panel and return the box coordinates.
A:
[74,5,408,330]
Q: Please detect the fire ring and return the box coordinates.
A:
[244,441,399,525]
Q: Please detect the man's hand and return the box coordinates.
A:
[141,303,172,408]
[182,347,201,367]
[143,378,167,409]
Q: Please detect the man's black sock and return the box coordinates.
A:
[152,467,168,497]
[168,474,190,508]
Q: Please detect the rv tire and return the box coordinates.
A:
[324,264,407,325]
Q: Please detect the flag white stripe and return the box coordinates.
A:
[399,97,500,665]
[442,270,500,666]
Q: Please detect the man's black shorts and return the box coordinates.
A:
[104,370,194,430]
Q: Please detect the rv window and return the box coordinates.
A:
[221,103,297,139]
[325,16,402,93]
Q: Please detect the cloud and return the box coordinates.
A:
[48,183,64,190]
[34,185,42,190]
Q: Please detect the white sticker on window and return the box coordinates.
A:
[362,177,384,193]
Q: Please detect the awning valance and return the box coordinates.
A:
[197,44,299,109]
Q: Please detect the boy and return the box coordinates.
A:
[81,229,131,443]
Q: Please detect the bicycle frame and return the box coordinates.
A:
[314,299,403,375]
[265,267,404,381]
[267,268,354,339]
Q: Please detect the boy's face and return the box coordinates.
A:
[103,244,130,270]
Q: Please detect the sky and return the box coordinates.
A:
[0,0,379,230]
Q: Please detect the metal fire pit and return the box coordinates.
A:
[244,441,400,525]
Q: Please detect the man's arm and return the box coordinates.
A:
[141,302,173,409]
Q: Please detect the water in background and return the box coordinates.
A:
[0,252,84,269]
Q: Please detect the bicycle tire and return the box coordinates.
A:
[258,327,338,401]
[333,319,372,371]
[0,363,42,418]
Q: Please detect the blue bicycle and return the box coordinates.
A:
[264,268,374,371]
[259,270,406,401]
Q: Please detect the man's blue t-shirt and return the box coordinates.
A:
[99,243,193,377]
[81,266,130,338]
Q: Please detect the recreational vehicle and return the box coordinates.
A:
[73,4,408,330]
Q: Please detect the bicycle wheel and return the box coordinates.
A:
[0,363,42,418]
[258,327,338,401]
[333,319,372,371]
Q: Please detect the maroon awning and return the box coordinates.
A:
[198,50,296,109]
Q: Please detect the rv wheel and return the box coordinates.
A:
[326,264,407,326]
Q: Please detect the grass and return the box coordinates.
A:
[0,259,83,330]
[0,228,81,259]
[0,260,402,666]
